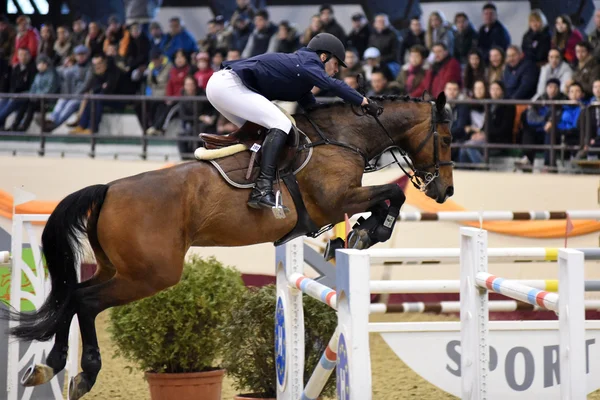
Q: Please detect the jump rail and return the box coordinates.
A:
[395,210,600,222]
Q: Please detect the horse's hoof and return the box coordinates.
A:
[323,237,345,261]
[69,373,91,400]
[347,229,371,250]
[21,364,54,386]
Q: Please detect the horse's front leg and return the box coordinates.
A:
[324,184,406,259]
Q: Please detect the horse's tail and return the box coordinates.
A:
[7,184,109,342]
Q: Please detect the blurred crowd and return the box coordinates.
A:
[0,1,599,163]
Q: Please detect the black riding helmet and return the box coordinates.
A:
[307,33,348,68]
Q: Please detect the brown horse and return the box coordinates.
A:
[5,94,454,399]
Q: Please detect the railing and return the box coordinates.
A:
[0,93,598,170]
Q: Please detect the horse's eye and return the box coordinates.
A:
[443,136,452,146]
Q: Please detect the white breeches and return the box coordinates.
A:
[205,69,292,133]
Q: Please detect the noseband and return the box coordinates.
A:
[364,101,454,192]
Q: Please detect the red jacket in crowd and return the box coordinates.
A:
[194,68,214,91]
[423,56,461,97]
[166,64,191,97]
[12,28,39,65]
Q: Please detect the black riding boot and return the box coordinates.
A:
[248,128,289,209]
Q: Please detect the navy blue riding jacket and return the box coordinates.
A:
[221,47,364,109]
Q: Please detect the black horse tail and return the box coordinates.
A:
[7,184,109,342]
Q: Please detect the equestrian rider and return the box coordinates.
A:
[205,33,381,210]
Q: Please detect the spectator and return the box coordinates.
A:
[12,16,39,65]
[552,14,583,65]
[397,44,429,98]
[125,22,150,92]
[400,17,426,63]
[425,11,455,57]
[70,16,87,48]
[268,21,300,54]
[226,49,241,61]
[366,69,401,96]
[589,10,600,62]
[503,45,538,99]
[85,22,106,57]
[362,47,394,82]
[536,48,573,96]
[178,76,216,159]
[486,46,505,83]
[444,80,471,159]
[39,45,93,132]
[347,13,370,59]
[453,12,478,65]
[141,48,172,131]
[54,26,72,65]
[103,15,131,58]
[242,9,277,58]
[477,3,511,62]
[344,75,359,90]
[149,22,168,54]
[459,80,514,163]
[465,79,488,136]
[543,81,586,164]
[231,14,253,53]
[212,49,226,71]
[204,15,233,56]
[0,16,15,93]
[522,9,551,67]
[567,41,600,98]
[193,52,213,90]
[230,0,256,27]
[423,42,461,96]
[123,0,160,35]
[216,114,237,135]
[300,15,323,46]
[146,49,190,135]
[163,17,199,61]
[38,24,57,63]
[582,79,600,158]
[463,49,486,97]
[368,14,400,78]
[516,78,567,167]
[319,4,346,44]
[339,48,362,79]
[18,54,60,131]
[0,48,36,130]
[70,54,123,134]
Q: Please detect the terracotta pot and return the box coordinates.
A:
[145,369,225,400]
[233,394,276,400]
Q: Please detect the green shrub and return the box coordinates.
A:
[109,255,245,373]
[222,284,337,397]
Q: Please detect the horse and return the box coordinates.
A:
[4,93,454,399]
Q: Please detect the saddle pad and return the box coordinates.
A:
[207,134,313,189]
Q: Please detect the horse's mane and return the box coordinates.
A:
[303,95,427,113]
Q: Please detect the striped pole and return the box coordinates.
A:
[369,299,600,314]
[396,210,600,222]
[301,329,339,400]
[289,273,337,309]
[476,272,559,311]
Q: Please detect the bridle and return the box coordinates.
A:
[354,101,454,192]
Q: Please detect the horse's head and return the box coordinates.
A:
[394,92,455,203]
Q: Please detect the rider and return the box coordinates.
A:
[205,32,381,210]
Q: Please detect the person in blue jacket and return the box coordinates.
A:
[207,33,379,210]
[163,17,199,61]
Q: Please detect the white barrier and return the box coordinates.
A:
[332,227,599,400]
[6,214,80,400]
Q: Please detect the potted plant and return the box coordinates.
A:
[222,284,337,399]
[109,255,245,400]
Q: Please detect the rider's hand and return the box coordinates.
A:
[362,99,382,117]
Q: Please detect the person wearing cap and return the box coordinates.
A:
[163,16,198,61]
[230,0,256,27]
[12,15,39,65]
[149,22,168,54]
[193,52,213,90]
[207,32,380,210]
[347,13,370,59]
[242,9,277,58]
[104,15,131,58]
[319,4,346,44]
[205,15,233,56]
[362,46,394,82]
[39,45,92,131]
[516,77,568,167]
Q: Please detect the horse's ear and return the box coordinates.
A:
[435,92,446,113]
[421,90,432,102]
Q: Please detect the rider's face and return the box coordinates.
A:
[324,57,339,77]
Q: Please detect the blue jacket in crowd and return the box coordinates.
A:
[503,59,538,100]
[222,47,364,108]
[163,28,199,61]
[477,21,511,61]
[557,104,583,131]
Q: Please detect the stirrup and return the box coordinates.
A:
[271,191,288,219]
